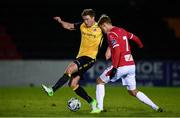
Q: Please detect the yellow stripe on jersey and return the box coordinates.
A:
[76,22,103,59]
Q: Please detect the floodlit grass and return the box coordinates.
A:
[0,86,180,117]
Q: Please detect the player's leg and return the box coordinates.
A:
[70,56,100,113]
[96,78,106,111]
[69,76,97,111]
[123,65,163,112]
[128,88,163,112]
[42,62,78,96]
[52,62,78,92]
[96,66,113,112]
[69,76,93,104]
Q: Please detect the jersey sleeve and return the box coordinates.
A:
[109,32,121,68]
[109,32,119,48]
[127,32,143,48]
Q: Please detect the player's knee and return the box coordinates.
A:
[128,90,138,97]
[96,78,104,84]
[65,63,78,75]
[68,78,79,90]
[69,82,77,89]
[65,68,74,75]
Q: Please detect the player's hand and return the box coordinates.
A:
[109,67,117,79]
[105,47,111,60]
[139,44,143,48]
[53,16,62,22]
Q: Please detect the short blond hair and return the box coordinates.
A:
[98,14,112,26]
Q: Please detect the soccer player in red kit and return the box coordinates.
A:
[94,14,163,113]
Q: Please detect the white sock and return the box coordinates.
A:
[136,91,159,110]
[96,84,105,110]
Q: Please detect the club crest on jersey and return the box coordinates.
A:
[111,39,117,45]
[93,28,96,32]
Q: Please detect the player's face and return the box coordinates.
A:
[100,23,109,33]
[82,15,95,27]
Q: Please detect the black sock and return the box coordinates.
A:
[52,74,71,92]
[74,86,93,104]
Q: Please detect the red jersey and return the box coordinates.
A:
[107,27,143,68]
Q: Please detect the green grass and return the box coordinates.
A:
[0,86,180,117]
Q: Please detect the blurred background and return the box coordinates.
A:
[0,0,180,87]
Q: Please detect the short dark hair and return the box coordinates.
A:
[98,14,112,26]
[81,9,95,17]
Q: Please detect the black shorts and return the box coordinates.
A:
[72,56,95,78]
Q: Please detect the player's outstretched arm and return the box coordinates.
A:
[53,16,75,30]
[132,35,143,48]
[128,32,143,48]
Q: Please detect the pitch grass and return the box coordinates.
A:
[0,86,180,117]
